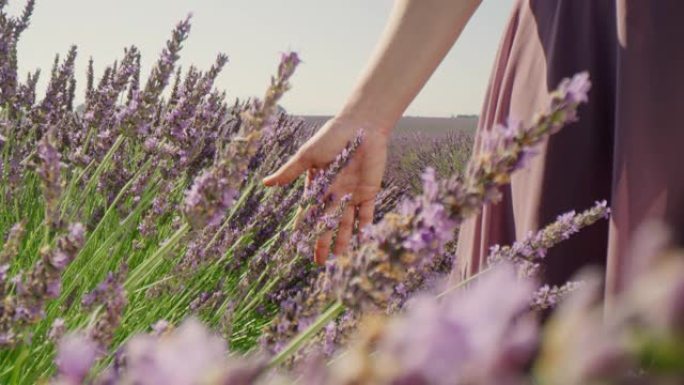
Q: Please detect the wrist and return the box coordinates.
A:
[335,105,396,139]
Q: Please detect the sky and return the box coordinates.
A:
[6,0,513,117]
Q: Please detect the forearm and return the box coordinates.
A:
[339,0,482,134]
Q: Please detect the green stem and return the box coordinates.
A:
[10,346,29,384]
[60,160,91,215]
[125,223,190,289]
[267,300,345,368]
[435,266,492,299]
[87,158,154,238]
[233,250,303,321]
[72,135,126,210]
[235,275,281,321]
[231,216,298,315]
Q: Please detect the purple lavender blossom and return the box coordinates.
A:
[531,281,584,311]
[151,320,170,336]
[182,51,300,231]
[55,332,99,383]
[560,71,591,104]
[49,318,66,341]
[322,264,538,385]
[35,132,63,228]
[487,200,610,278]
[0,220,26,265]
[123,318,264,385]
[83,268,128,348]
[183,170,237,229]
[1,220,85,345]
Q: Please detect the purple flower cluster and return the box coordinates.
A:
[530,281,584,311]
[54,318,266,385]
[47,236,684,385]
[54,332,99,384]
[182,52,300,230]
[353,264,537,385]
[81,268,128,348]
[487,200,610,278]
[0,0,35,113]
[35,132,63,229]
[0,222,84,346]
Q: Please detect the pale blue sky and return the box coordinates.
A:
[7,0,513,116]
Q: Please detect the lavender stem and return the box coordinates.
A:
[267,300,345,368]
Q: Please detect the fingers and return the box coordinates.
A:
[313,192,339,265]
[306,168,316,186]
[314,230,334,265]
[315,198,376,264]
[332,205,355,257]
[263,151,310,187]
[315,190,354,264]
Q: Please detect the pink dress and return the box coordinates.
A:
[455,0,684,297]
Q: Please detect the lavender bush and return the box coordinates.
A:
[0,1,371,382]
[0,1,682,384]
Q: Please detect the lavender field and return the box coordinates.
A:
[1,2,683,384]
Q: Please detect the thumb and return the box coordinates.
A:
[263,152,310,187]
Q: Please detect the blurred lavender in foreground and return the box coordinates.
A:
[52,242,684,385]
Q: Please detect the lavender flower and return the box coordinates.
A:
[35,132,63,229]
[86,57,94,98]
[55,332,99,383]
[12,0,35,38]
[182,52,300,230]
[487,200,610,278]
[531,281,584,311]
[0,220,26,265]
[183,170,237,229]
[37,46,77,125]
[535,274,633,385]
[8,222,85,329]
[387,266,536,385]
[49,317,66,341]
[15,68,39,109]
[83,268,128,348]
[151,320,171,337]
[309,264,537,385]
[142,15,191,105]
[123,318,265,385]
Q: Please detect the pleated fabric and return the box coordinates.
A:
[455,0,684,299]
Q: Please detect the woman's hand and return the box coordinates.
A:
[262,0,482,264]
[263,115,389,264]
